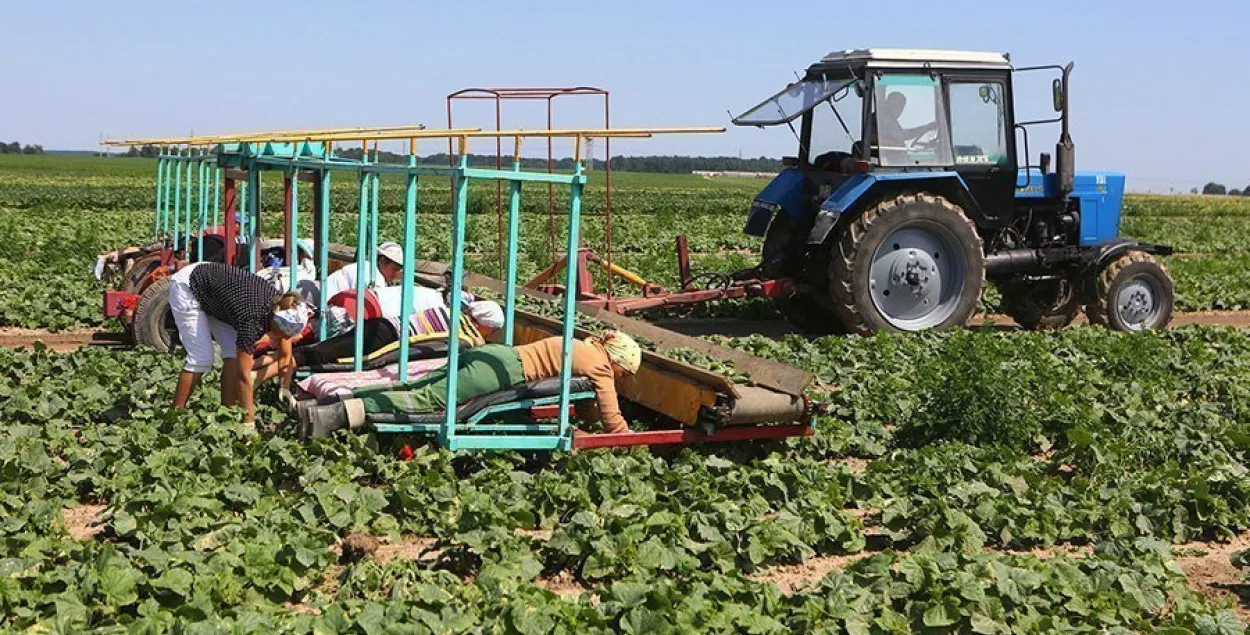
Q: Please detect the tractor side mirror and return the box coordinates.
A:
[1052,79,1065,112]
[979,85,990,101]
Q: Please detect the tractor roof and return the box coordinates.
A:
[817,48,1012,71]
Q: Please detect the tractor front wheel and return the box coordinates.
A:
[133,277,180,353]
[997,277,1082,330]
[1086,252,1174,331]
[828,193,985,334]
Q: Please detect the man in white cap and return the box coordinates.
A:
[324,242,405,300]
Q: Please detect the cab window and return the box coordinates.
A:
[948,81,1009,166]
[806,82,863,167]
[872,75,952,167]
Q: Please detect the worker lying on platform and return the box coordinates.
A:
[252,297,505,393]
[299,330,641,437]
[169,261,312,423]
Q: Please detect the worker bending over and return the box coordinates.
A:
[169,261,312,422]
[301,330,641,437]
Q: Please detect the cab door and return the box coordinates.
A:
[944,76,1017,225]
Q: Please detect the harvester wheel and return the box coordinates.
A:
[997,277,1081,330]
[133,277,180,353]
[1086,251,1173,331]
[122,254,163,294]
[828,193,984,334]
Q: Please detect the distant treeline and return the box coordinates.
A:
[1200,182,1250,197]
[0,142,44,155]
[114,144,780,174]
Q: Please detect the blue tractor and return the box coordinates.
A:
[733,49,1173,333]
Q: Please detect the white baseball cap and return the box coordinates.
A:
[467,300,505,330]
[377,242,404,266]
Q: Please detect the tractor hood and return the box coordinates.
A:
[733,78,853,127]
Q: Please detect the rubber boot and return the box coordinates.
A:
[296,400,317,439]
[305,399,366,438]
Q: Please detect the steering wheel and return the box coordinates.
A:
[908,128,940,152]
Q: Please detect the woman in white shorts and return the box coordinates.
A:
[169,261,311,422]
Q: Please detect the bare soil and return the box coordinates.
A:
[1173,534,1250,620]
[60,504,107,541]
[981,310,1250,329]
[536,571,591,598]
[514,528,554,542]
[754,552,874,594]
[0,327,124,352]
[371,535,439,565]
[659,310,1250,339]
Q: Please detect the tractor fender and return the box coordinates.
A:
[1080,239,1173,276]
[744,168,808,237]
[806,172,984,245]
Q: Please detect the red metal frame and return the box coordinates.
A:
[222,177,238,265]
[572,421,815,450]
[527,236,798,315]
[102,289,138,318]
[447,87,614,293]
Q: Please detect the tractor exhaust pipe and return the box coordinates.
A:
[1055,62,1076,196]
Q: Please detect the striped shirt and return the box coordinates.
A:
[188,263,278,354]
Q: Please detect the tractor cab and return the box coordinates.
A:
[732,49,1175,334]
[734,49,1018,237]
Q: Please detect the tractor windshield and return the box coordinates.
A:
[733,77,853,126]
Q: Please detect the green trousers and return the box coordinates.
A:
[353,344,526,415]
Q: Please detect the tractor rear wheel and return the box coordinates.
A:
[1086,251,1174,331]
[997,277,1081,330]
[760,214,796,277]
[828,193,985,334]
[133,277,180,353]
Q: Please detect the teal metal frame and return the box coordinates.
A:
[152,147,221,261]
[219,137,590,452]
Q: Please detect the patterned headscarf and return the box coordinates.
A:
[273,303,313,338]
[591,330,641,374]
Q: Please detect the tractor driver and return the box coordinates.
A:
[813,92,938,171]
[874,92,938,160]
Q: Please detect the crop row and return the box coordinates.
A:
[4,325,1250,630]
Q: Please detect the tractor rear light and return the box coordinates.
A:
[851,160,872,173]
[781,156,799,168]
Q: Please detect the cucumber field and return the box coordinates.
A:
[5,154,1250,632]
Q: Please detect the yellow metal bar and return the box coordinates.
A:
[105,126,722,147]
[595,258,649,287]
[102,123,431,147]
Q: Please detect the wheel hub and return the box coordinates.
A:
[890,251,937,298]
[869,223,967,330]
[1117,275,1159,328]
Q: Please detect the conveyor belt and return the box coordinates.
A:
[410,261,814,427]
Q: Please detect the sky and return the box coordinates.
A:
[2,0,1247,193]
